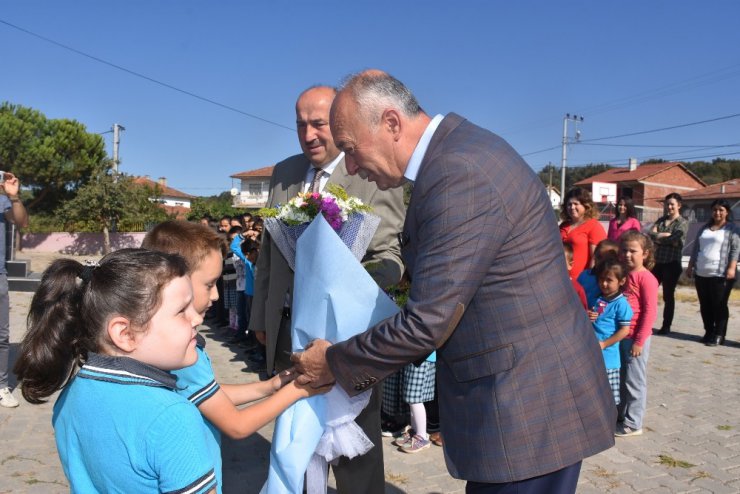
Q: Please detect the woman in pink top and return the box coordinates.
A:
[559,188,607,279]
[608,196,642,242]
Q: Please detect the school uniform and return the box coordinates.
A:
[53,353,220,493]
[173,336,222,446]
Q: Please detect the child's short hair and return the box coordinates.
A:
[619,230,655,270]
[594,258,629,282]
[241,239,259,256]
[228,225,243,236]
[562,242,574,263]
[594,239,619,263]
[142,221,226,273]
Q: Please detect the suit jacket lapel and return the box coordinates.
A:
[403,114,464,276]
[326,157,352,191]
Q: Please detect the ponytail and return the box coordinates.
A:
[14,260,88,403]
[14,249,189,404]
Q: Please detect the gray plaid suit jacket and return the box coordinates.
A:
[327,114,616,483]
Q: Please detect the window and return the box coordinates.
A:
[248,183,262,196]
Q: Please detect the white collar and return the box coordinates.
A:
[404,114,444,183]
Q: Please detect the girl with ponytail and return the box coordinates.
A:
[14,249,220,493]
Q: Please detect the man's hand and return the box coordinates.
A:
[291,339,335,388]
[1,173,19,197]
[254,331,266,345]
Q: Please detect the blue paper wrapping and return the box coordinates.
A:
[261,215,399,494]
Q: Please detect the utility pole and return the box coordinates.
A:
[112,123,125,174]
[560,113,583,205]
[547,162,553,206]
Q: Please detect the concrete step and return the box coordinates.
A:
[9,273,41,292]
[6,260,30,278]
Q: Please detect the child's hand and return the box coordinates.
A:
[270,368,298,392]
[599,341,607,350]
[587,310,598,322]
[292,379,333,398]
[631,344,643,357]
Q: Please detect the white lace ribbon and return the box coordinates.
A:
[305,387,373,494]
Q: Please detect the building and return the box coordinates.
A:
[680,179,740,222]
[575,160,706,223]
[230,166,273,209]
[545,186,561,209]
[133,176,194,219]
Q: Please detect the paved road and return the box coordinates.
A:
[1,286,738,493]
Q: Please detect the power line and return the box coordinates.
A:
[578,142,740,149]
[569,150,740,168]
[0,18,295,132]
[579,112,740,143]
[522,112,740,157]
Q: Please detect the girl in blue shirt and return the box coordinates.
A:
[14,249,245,493]
[588,258,633,406]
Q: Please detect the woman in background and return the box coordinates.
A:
[686,199,739,346]
[649,193,689,335]
[608,196,641,242]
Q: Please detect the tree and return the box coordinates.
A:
[187,191,243,221]
[537,163,613,192]
[57,166,169,253]
[0,102,108,213]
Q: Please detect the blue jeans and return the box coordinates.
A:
[0,274,9,388]
[618,337,651,429]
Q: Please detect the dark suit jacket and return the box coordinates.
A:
[250,153,406,373]
[327,114,616,483]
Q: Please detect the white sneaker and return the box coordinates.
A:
[0,387,19,408]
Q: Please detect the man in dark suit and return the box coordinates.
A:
[249,85,405,494]
[293,71,616,493]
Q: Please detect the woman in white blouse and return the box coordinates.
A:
[687,199,739,346]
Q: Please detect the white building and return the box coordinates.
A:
[230,166,273,209]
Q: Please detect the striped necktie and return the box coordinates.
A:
[310,168,325,193]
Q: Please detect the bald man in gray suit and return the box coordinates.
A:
[293,72,615,494]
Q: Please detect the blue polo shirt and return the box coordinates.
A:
[591,293,633,369]
[53,353,219,494]
[172,338,222,448]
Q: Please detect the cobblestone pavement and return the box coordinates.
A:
[1,285,738,493]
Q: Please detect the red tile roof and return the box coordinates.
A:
[231,166,275,179]
[575,162,705,186]
[681,179,740,200]
[133,177,194,199]
[162,205,191,220]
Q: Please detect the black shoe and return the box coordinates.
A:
[705,335,721,347]
[656,327,671,335]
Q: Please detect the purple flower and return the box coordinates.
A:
[320,197,343,231]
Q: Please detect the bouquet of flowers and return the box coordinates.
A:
[259,185,400,494]
[259,184,379,270]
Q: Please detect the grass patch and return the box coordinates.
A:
[717,425,733,431]
[658,454,695,468]
[1,455,42,466]
[385,472,408,485]
[691,471,712,482]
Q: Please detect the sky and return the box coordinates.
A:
[2,1,739,196]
